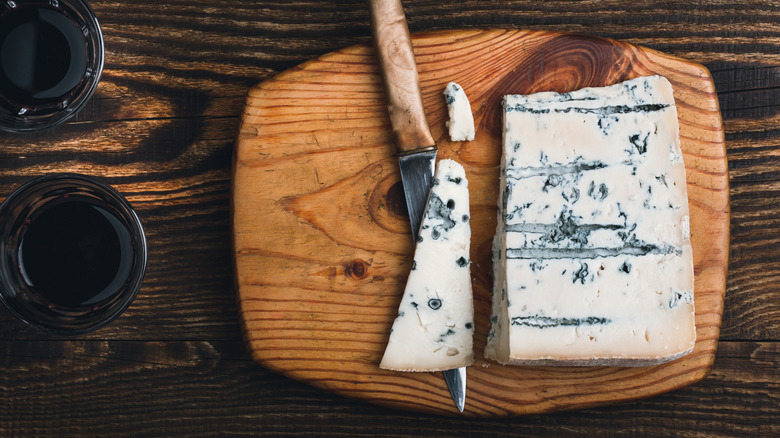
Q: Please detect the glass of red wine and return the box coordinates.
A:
[0,0,104,132]
[0,174,146,334]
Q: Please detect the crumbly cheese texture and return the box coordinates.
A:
[444,82,475,142]
[484,75,696,366]
[380,159,475,371]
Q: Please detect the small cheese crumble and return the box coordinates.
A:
[444,82,475,142]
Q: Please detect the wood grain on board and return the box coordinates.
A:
[232,29,728,416]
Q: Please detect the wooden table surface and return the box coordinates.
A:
[0,0,777,436]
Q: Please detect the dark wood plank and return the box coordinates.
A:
[0,340,775,436]
[709,63,780,341]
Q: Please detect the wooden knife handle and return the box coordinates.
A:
[369,0,436,153]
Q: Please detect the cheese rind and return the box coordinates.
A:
[444,82,475,142]
[485,76,695,366]
[380,159,474,372]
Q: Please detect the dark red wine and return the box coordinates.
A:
[0,174,145,334]
[19,198,133,308]
[0,3,87,109]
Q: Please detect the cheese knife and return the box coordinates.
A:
[368,0,466,413]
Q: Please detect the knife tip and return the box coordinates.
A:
[443,367,467,413]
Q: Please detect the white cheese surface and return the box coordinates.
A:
[485,75,695,366]
[380,159,474,372]
[444,82,475,142]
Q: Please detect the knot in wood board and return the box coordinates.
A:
[345,259,369,280]
[384,181,408,218]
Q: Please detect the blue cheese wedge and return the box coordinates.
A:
[444,82,475,142]
[380,159,475,372]
[485,75,696,366]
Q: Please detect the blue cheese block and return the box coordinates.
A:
[486,75,696,366]
[380,159,474,372]
[443,82,475,142]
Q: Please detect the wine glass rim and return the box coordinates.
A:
[0,0,105,133]
[0,173,147,335]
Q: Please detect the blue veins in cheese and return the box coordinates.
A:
[380,159,475,372]
[485,75,696,366]
[444,82,475,142]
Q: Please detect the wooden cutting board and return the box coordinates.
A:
[232,29,728,416]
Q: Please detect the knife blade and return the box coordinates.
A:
[398,150,435,239]
[368,0,466,413]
